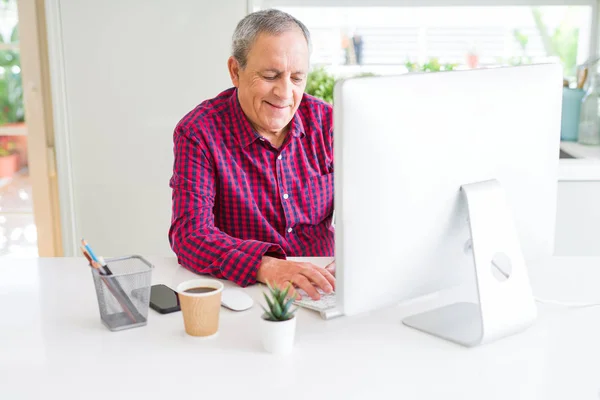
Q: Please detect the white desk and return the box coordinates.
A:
[2,256,600,399]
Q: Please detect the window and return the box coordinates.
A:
[273,5,593,82]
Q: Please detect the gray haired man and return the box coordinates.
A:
[169,9,336,300]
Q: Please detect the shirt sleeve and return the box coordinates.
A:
[168,126,286,287]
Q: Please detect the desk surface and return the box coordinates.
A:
[2,256,600,399]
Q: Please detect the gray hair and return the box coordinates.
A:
[232,9,311,69]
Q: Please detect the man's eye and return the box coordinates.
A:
[263,76,276,80]
[292,77,304,83]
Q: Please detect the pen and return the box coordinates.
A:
[97,256,113,276]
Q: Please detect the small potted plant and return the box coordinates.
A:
[260,282,298,355]
[0,137,17,178]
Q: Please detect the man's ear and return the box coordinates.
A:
[228,57,241,87]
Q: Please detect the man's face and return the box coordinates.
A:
[228,28,309,136]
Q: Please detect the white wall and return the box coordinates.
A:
[48,0,247,256]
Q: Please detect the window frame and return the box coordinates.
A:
[250,0,600,70]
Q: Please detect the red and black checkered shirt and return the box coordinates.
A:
[169,88,334,287]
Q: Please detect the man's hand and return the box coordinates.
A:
[257,256,335,300]
[325,260,335,276]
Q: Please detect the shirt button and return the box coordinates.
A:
[287,227,293,233]
[277,154,282,160]
[283,193,289,199]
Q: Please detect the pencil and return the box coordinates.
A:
[81,246,104,273]
[81,238,99,262]
[81,247,93,265]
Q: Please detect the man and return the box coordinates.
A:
[169,9,335,300]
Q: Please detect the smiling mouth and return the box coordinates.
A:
[266,101,289,109]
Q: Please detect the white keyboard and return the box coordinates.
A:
[294,289,337,313]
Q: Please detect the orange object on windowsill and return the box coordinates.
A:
[0,153,17,178]
[0,136,18,177]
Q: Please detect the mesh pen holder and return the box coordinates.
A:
[91,255,154,331]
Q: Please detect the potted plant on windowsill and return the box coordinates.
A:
[0,137,17,178]
[260,282,298,355]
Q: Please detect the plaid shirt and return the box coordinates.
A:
[169,88,334,287]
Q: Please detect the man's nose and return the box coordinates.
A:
[274,78,293,100]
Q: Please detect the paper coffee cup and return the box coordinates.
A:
[177,279,224,337]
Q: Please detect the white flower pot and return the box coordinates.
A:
[260,315,296,355]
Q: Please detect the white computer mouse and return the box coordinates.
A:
[221,288,254,311]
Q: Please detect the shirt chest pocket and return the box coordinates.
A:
[303,173,334,224]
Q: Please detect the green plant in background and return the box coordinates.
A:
[0,136,15,157]
[305,67,336,104]
[509,29,532,66]
[354,71,377,78]
[404,58,458,72]
[404,60,418,72]
[261,282,297,321]
[513,29,529,52]
[0,49,23,125]
[532,7,579,78]
[551,26,579,78]
[305,67,378,104]
[307,58,458,104]
[0,3,23,126]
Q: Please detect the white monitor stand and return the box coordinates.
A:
[402,179,537,347]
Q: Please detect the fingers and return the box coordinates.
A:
[273,281,298,300]
[292,274,320,300]
[316,267,336,291]
[284,281,301,300]
[258,259,336,302]
[301,265,334,294]
[325,260,336,277]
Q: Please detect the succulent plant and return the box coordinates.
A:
[261,282,297,322]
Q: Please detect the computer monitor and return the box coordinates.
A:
[333,64,563,345]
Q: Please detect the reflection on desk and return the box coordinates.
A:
[2,256,600,400]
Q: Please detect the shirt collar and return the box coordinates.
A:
[229,89,261,148]
[229,88,306,148]
[289,111,306,139]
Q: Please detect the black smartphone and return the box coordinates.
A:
[149,284,181,314]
